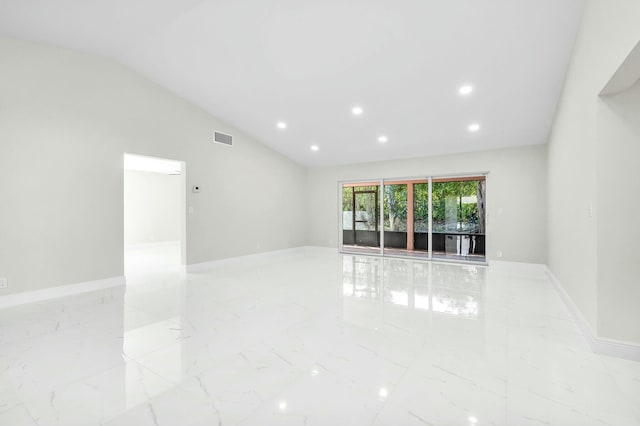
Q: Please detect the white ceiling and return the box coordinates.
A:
[0,0,584,167]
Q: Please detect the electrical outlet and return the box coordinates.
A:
[496,250,503,258]
[0,277,7,289]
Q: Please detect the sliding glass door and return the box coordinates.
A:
[413,182,430,255]
[431,177,485,261]
[383,182,408,253]
[340,175,486,263]
[381,180,430,259]
[341,183,381,254]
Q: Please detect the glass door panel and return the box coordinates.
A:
[431,177,486,262]
[341,183,381,254]
[342,186,355,246]
[383,183,407,255]
[382,180,429,259]
[413,182,430,258]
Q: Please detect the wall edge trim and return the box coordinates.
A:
[0,276,126,309]
[545,267,640,361]
[185,246,331,273]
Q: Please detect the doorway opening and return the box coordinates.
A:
[123,153,186,278]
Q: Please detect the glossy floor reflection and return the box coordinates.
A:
[1,247,639,425]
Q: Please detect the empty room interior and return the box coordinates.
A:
[1,1,639,425]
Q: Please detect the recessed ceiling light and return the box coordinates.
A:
[378,136,388,143]
[352,106,363,115]
[468,123,480,133]
[459,85,474,95]
[311,145,319,151]
[277,121,287,129]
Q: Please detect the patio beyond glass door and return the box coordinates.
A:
[341,176,486,263]
[341,183,381,254]
[382,180,429,259]
[383,182,408,252]
[431,177,486,261]
[413,182,430,256]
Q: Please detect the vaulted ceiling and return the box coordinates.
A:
[0,0,584,167]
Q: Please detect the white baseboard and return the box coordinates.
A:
[489,260,547,278]
[298,246,339,254]
[545,268,598,344]
[185,246,325,273]
[545,268,640,362]
[0,276,126,309]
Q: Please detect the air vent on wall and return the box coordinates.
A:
[213,131,233,146]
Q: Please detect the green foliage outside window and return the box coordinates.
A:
[384,184,407,231]
[343,180,485,234]
[432,181,484,233]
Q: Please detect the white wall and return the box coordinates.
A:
[124,170,182,245]
[0,37,307,296]
[596,79,640,343]
[307,144,548,264]
[547,0,640,343]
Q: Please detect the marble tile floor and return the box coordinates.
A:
[1,246,639,425]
